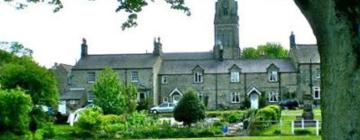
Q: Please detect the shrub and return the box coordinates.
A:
[136,98,152,111]
[74,108,103,138]
[41,123,56,139]
[249,105,282,135]
[294,129,312,135]
[0,89,32,135]
[34,129,45,140]
[224,111,244,123]
[100,115,125,138]
[267,105,281,120]
[273,129,281,135]
[174,89,205,127]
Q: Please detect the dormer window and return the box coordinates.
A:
[269,71,278,82]
[194,72,203,83]
[267,64,279,82]
[230,71,240,83]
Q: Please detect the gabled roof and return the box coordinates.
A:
[159,59,296,74]
[292,44,320,64]
[73,54,158,70]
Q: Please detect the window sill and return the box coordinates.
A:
[88,81,95,84]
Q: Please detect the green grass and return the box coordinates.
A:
[165,136,321,140]
[261,109,322,136]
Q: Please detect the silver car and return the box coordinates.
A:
[150,102,176,114]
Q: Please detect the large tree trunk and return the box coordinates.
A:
[294,0,360,140]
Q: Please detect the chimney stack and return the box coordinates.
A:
[153,37,163,56]
[290,31,296,49]
[81,38,88,58]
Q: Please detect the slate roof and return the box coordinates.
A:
[163,52,213,60]
[60,90,85,100]
[73,54,158,70]
[59,64,72,72]
[293,44,320,64]
[159,59,296,74]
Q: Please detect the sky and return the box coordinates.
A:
[0,0,316,67]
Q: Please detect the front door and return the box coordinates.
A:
[250,92,259,109]
[172,92,182,104]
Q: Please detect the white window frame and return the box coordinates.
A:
[231,92,240,103]
[161,76,168,84]
[268,91,279,102]
[269,71,278,82]
[313,87,321,99]
[87,72,96,83]
[131,71,139,82]
[230,71,240,83]
[194,72,203,83]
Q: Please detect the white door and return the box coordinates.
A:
[250,93,259,109]
[172,92,182,104]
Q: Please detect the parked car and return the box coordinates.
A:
[150,102,176,114]
[279,99,299,109]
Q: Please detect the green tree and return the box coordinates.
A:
[0,56,59,131]
[92,67,137,115]
[0,57,58,106]
[0,42,33,57]
[241,47,260,59]
[3,0,360,139]
[241,43,288,59]
[0,88,32,135]
[293,1,360,139]
[174,89,205,127]
[256,43,289,58]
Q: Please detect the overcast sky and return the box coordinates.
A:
[0,0,316,67]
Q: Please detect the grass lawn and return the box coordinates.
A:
[261,108,322,136]
[167,136,321,140]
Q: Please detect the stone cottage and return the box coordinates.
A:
[55,0,320,111]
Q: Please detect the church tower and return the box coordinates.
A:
[213,0,240,60]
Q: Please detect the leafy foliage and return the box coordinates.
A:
[0,42,33,57]
[241,47,260,59]
[3,0,189,30]
[0,89,32,135]
[92,67,137,115]
[174,89,205,127]
[74,107,103,138]
[249,105,282,135]
[0,48,59,132]
[241,43,289,59]
[0,57,58,106]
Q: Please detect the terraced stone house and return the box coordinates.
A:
[55,0,320,112]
